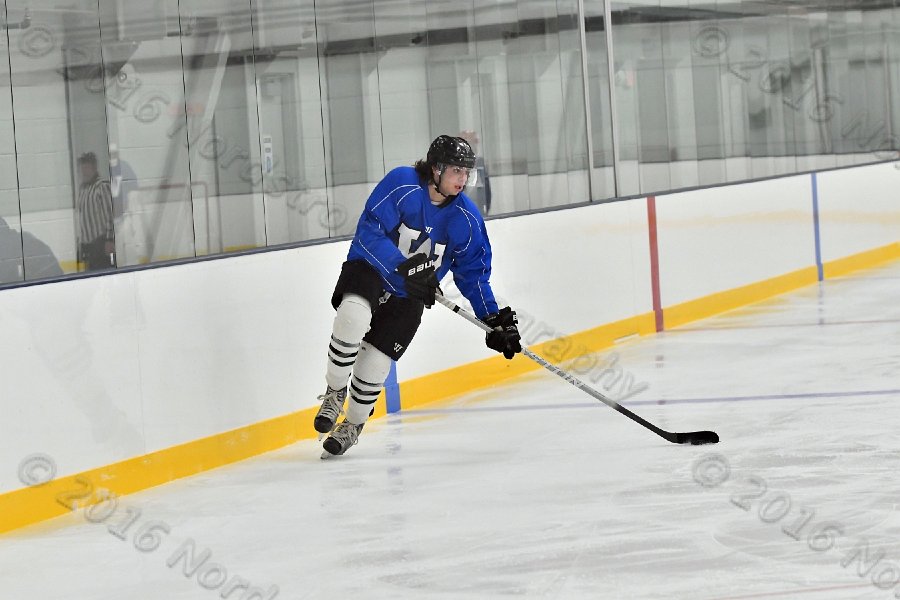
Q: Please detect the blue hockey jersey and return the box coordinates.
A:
[347,166,499,318]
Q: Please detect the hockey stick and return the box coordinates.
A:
[436,294,719,446]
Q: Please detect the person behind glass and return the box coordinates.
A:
[108,143,138,225]
[458,130,492,215]
[76,151,115,271]
[0,216,63,284]
[314,135,522,457]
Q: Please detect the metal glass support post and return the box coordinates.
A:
[602,0,622,197]
[576,0,596,201]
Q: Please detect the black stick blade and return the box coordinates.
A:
[676,430,719,445]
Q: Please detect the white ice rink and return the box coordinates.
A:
[2,260,899,600]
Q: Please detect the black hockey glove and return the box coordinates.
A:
[396,253,440,308]
[483,306,522,359]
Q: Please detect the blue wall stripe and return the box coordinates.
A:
[812,172,824,281]
[384,361,401,413]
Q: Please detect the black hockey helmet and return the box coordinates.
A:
[427,135,476,169]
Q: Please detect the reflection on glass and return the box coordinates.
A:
[473,0,590,211]
[0,0,896,288]
[98,0,195,265]
[608,0,648,196]
[179,0,266,256]
[748,9,799,178]
[316,0,385,237]
[787,8,825,173]
[0,8,24,283]
[889,4,900,160]
[583,0,616,198]
[860,7,897,164]
[661,13,699,190]
[254,0,330,245]
[6,0,106,275]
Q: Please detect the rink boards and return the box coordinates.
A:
[1,160,898,533]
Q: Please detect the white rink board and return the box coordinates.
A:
[654,175,816,308]
[0,242,348,494]
[816,161,900,262]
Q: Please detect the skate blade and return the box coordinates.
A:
[320,449,340,459]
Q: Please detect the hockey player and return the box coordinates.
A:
[315,135,522,457]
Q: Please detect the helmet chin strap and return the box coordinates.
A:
[431,169,456,203]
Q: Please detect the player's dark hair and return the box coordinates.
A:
[413,159,432,181]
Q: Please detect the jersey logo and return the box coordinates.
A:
[397,223,447,269]
[394,343,404,353]
[425,226,433,234]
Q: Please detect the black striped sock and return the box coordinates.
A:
[327,335,360,383]
[349,374,382,406]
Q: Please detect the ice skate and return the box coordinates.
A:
[314,386,347,438]
[321,419,364,458]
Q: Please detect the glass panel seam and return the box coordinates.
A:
[603,0,621,197]
[576,0,595,201]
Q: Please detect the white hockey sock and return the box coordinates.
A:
[346,342,392,425]
[326,294,372,391]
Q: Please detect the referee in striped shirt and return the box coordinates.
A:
[76,152,116,271]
